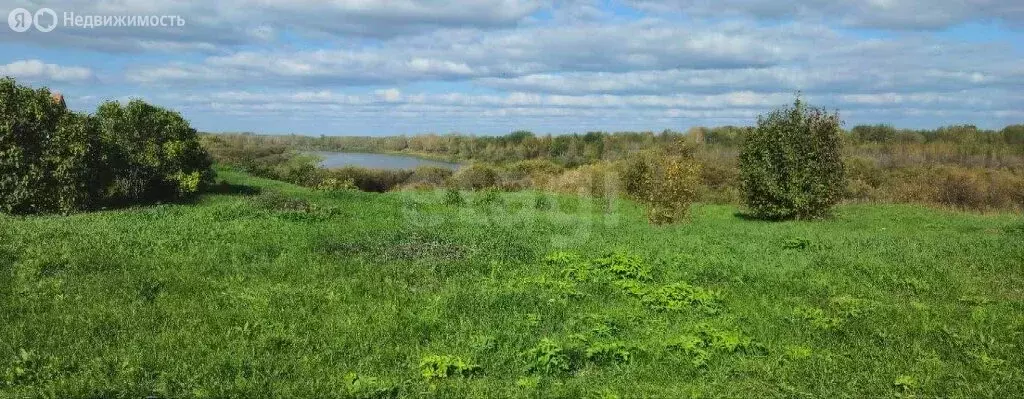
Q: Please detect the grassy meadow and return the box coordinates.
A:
[2,169,1023,398]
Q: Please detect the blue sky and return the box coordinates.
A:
[1,0,1022,135]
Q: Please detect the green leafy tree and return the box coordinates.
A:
[740,96,845,220]
[0,77,103,214]
[1,78,215,214]
[96,99,213,204]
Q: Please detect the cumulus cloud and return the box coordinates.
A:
[125,20,824,85]
[171,88,1019,114]
[0,0,545,52]
[0,60,93,82]
[628,0,1024,29]
[153,87,1022,133]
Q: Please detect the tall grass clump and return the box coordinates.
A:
[740,97,845,220]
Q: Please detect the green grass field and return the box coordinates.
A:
[2,169,1022,398]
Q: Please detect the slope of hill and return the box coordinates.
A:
[2,169,1022,397]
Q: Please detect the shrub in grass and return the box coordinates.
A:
[95,99,214,205]
[342,373,402,398]
[473,188,504,207]
[270,153,324,187]
[328,166,413,192]
[1002,124,1024,145]
[443,188,465,206]
[419,355,482,381]
[927,166,1024,211]
[546,162,620,201]
[628,282,720,313]
[584,343,633,365]
[525,339,574,375]
[934,167,987,210]
[453,163,499,190]
[697,157,741,204]
[591,251,651,281]
[739,96,844,220]
[506,159,564,188]
[405,165,453,189]
[621,151,701,224]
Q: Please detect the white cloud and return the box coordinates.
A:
[627,0,1024,29]
[125,20,824,85]
[157,87,1022,133]
[0,60,93,82]
[0,0,546,52]
[171,88,1020,113]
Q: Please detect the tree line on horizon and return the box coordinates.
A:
[207,122,1024,167]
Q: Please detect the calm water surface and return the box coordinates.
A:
[312,152,459,170]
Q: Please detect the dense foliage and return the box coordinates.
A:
[740,98,846,220]
[96,100,214,205]
[1,78,103,214]
[0,78,213,214]
[209,121,1024,168]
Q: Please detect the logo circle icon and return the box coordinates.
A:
[8,8,32,32]
[34,8,57,32]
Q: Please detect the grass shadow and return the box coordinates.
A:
[732,210,838,222]
[733,211,777,222]
[210,181,262,196]
[93,182,262,213]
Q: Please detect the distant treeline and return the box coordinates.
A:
[202,123,1024,212]
[208,124,1024,167]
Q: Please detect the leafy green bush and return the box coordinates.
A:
[96,99,213,204]
[269,153,324,187]
[591,252,651,281]
[0,77,103,214]
[525,339,574,375]
[48,112,106,212]
[453,163,499,190]
[1002,124,1024,145]
[328,167,413,192]
[405,165,453,188]
[584,342,633,365]
[740,97,845,220]
[621,151,701,224]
